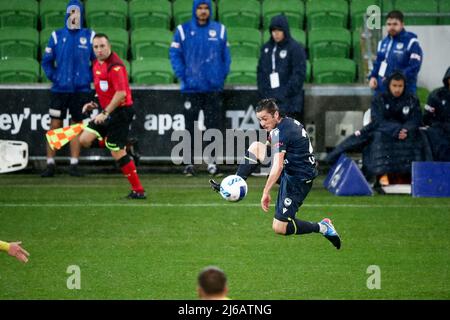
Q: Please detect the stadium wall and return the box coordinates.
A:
[0,85,371,162]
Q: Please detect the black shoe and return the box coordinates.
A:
[126,138,141,166]
[126,190,147,200]
[69,164,84,177]
[41,164,55,178]
[183,165,195,177]
[209,179,221,193]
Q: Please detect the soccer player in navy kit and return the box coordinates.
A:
[211,99,341,249]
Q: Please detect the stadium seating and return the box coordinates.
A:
[382,0,395,13]
[416,87,430,109]
[308,27,351,61]
[227,27,261,58]
[0,27,39,60]
[263,28,306,46]
[40,0,67,30]
[313,58,356,84]
[85,0,128,29]
[131,58,174,84]
[440,0,450,25]
[350,0,381,31]
[131,28,172,60]
[129,0,172,30]
[0,58,39,83]
[306,0,349,30]
[306,60,311,83]
[40,28,54,56]
[395,0,439,25]
[352,31,362,62]
[262,0,305,29]
[226,57,258,85]
[0,0,39,29]
[93,27,129,60]
[219,0,261,29]
[173,0,194,26]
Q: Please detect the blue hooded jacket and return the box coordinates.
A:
[257,15,307,114]
[42,0,95,93]
[369,29,423,95]
[169,0,231,93]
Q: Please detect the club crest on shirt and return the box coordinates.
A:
[396,42,404,50]
[402,106,410,115]
[99,80,109,92]
[284,198,292,207]
[385,104,390,110]
[279,50,287,59]
[264,47,269,53]
[209,29,217,38]
[80,37,87,45]
[184,101,191,110]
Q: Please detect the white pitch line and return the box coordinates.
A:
[0,203,449,208]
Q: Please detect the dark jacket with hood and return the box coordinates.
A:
[423,67,450,161]
[366,72,422,138]
[42,0,95,93]
[169,0,231,93]
[257,15,306,114]
[424,67,450,127]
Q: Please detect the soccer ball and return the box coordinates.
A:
[220,175,248,202]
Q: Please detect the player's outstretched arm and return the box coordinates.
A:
[0,241,30,263]
[261,152,284,212]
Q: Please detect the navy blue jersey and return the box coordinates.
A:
[270,117,318,180]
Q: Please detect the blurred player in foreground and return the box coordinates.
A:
[198,266,230,300]
[210,99,341,249]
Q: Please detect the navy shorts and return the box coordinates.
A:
[48,92,93,122]
[274,172,313,222]
[85,107,135,151]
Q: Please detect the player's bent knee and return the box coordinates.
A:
[248,141,266,162]
[79,134,93,148]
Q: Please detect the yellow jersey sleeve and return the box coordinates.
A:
[0,240,10,252]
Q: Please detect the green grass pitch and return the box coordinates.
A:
[0,174,449,299]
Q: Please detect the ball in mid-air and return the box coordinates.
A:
[220,175,248,202]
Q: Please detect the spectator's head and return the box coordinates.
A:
[65,0,84,30]
[269,15,291,43]
[193,0,212,25]
[197,266,228,300]
[256,98,282,131]
[93,34,112,61]
[387,72,406,98]
[386,11,404,37]
[443,67,450,89]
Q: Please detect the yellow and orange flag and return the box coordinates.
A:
[46,123,85,150]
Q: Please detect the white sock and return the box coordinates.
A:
[47,158,55,165]
[318,223,327,235]
[70,158,79,165]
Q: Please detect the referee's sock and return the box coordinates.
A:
[118,155,145,193]
[90,139,106,149]
[285,218,320,235]
[236,150,260,180]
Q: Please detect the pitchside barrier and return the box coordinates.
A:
[0,84,372,163]
[324,154,373,196]
[412,162,450,198]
